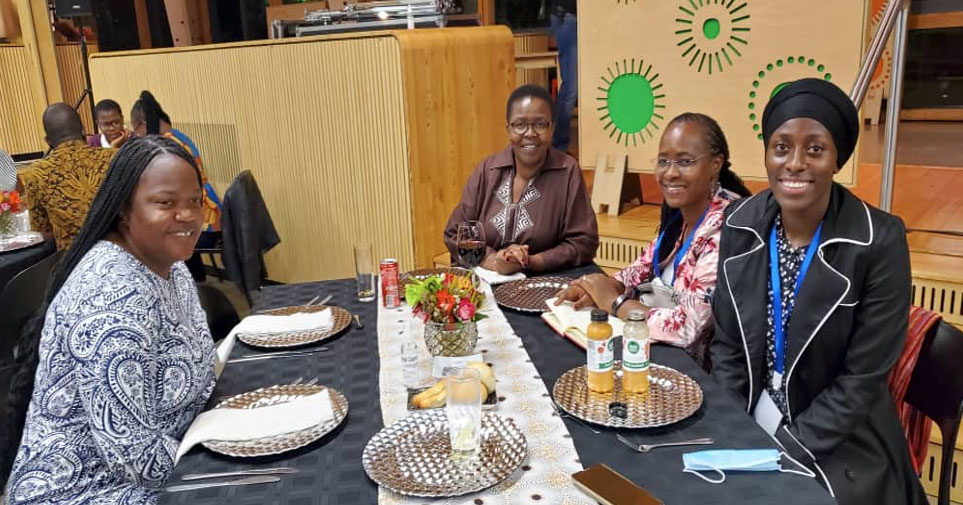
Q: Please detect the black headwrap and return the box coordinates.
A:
[761,78,859,168]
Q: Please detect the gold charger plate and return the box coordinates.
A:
[492,276,571,313]
[237,305,352,348]
[203,383,349,458]
[362,410,526,497]
[552,362,703,429]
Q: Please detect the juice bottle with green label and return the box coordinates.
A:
[586,309,614,393]
[622,309,650,394]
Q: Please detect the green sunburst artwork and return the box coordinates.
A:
[597,59,666,147]
[675,0,751,74]
[748,55,833,139]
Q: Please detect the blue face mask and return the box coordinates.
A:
[682,449,815,484]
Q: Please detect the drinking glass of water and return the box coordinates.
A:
[455,221,486,268]
[354,243,376,302]
[446,367,482,460]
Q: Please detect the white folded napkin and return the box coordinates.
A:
[544,297,625,337]
[473,266,526,285]
[175,389,335,464]
[214,309,333,376]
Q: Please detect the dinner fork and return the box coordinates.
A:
[615,434,714,453]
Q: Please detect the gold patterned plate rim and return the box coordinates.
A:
[492,276,571,313]
[552,362,703,429]
[362,410,527,497]
[237,305,352,348]
[203,383,349,458]
[0,232,44,254]
[400,267,479,298]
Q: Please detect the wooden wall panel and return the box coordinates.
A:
[578,0,868,184]
[88,27,514,281]
[0,45,45,154]
[396,27,515,267]
[90,35,413,283]
[513,33,549,88]
[55,43,98,134]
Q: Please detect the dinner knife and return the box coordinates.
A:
[227,348,328,364]
[181,467,299,481]
[163,475,281,493]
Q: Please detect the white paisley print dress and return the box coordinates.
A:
[5,240,216,504]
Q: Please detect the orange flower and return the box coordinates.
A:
[436,289,455,316]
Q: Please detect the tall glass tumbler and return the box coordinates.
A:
[446,367,483,459]
[354,243,376,302]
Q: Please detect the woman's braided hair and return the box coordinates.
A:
[656,113,751,265]
[0,136,200,487]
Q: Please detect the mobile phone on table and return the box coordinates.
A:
[572,464,664,505]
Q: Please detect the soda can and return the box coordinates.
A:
[380,258,400,307]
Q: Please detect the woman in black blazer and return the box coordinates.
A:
[710,79,926,505]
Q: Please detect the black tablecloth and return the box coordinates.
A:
[0,237,55,291]
[164,271,835,505]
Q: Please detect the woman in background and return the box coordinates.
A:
[443,84,598,274]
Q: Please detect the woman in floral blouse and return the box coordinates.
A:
[3,136,216,504]
[556,113,750,363]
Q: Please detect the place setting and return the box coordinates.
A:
[168,376,351,492]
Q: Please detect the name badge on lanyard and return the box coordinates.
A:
[769,222,822,390]
[653,206,709,286]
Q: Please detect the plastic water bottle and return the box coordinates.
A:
[401,339,421,389]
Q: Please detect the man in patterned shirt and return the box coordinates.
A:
[18,103,115,250]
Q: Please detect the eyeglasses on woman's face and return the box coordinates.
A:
[509,119,553,136]
[653,154,711,173]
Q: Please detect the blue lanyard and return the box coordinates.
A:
[652,206,708,285]
[769,222,823,381]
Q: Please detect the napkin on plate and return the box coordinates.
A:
[214,309,333,376]
[175,389,335,463]
[473,266,526,285]
[544,297,625,337]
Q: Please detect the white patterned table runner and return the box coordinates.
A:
[376,284,592,505]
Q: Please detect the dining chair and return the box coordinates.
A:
[219,170,281,306]
[0,250,62,410]
[196,282,241,343]
[905,320,963,505]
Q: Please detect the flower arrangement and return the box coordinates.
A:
[405,272,487,327]
[0,190,22,235]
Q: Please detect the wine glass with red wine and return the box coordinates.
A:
[456,221,486,268]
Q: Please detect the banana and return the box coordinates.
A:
[411,363,497,408]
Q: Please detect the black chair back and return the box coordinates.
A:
[905,321,963,505]
[195,283,240,343]
[221,171,280,305]
[0,251,62,365]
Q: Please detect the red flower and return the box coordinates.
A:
[436,289,455,316]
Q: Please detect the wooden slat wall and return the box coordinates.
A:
[513,33,549,89]
[0,45,45,154]
[55,43,98,134]
[395,27,515,268]
[88,27,514,282]
[89,35,413,283]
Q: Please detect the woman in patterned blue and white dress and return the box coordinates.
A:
[2,136,217,504]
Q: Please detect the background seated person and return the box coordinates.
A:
[3,136,216,504]
[443,84,598,274]
[87,99,131,149]
[710,79,926,504]
[18,103,114,250]
[556,113,750,363]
